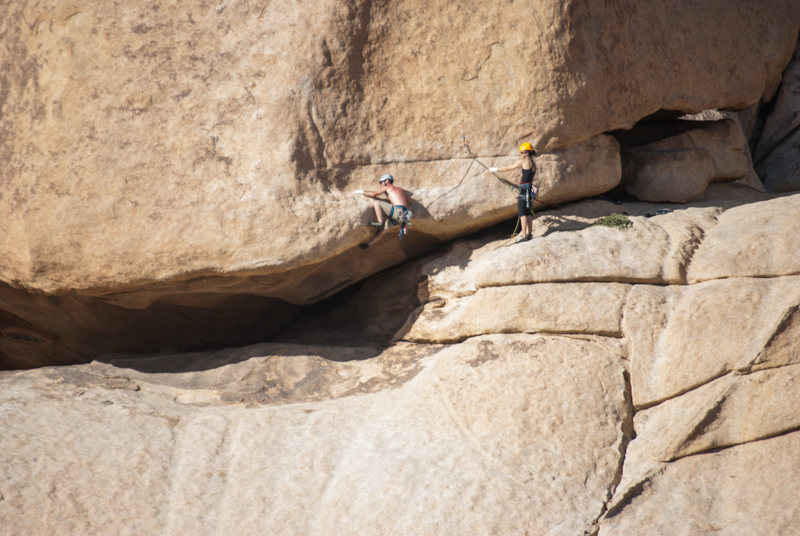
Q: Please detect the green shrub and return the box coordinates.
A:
[591,213,632,230]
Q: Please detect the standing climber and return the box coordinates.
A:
[488,142,538,242]
[357,174,413,249]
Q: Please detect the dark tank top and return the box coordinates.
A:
[520,164,535,185]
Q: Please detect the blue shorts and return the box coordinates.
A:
[380,203,408,228]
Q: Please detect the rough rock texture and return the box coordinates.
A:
[624,276,800,408]
[3,1,800,534]
[2,1,799,368]
[1,0,797,303]
[756,40,800,161]
[758,129,800,192]
[1,335,630,536]
[600,431,800,536]
[755,40,800,192]
[620,119,752,202]
[0,133,621,369]
[687,193,800,281]
[680,109,766,191]
[4,186,800,535]
[531,134,620,205]
[401,283,630,342]
[622,148,716,203]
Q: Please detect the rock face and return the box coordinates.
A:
[3,2,800,534]
[759,131,800,192]
[4,186,800,535]
[2,337,631,536]
[755,40,800,192]
[620,119,751,202]
[1,0,797,303]
[622,148,716,203]
[2,1,799,368]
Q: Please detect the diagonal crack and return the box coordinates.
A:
[667,424,800,463]
[602,472,657,520]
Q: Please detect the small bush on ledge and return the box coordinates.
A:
[591,213,632,230]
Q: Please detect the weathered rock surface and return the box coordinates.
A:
[1,0,797,305]
[754,40,800,172]
[1,335,630,536]
[622,148,715,203]
[688,192,800,281]
[624,276,800,408]
[414,185,762,298]
[400,282,630,342]
[758,130,800,192]
[4,187,800,535]
[530,134,621,205]
[3,1,800,533]
[3,1,800,369]
[609,361,800,507]
[620,119,751,202]
[599,431,800,536]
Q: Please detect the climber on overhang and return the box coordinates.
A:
[355,173,413,249]
[488,142,539,243]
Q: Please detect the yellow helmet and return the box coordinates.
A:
[519,142,533,152]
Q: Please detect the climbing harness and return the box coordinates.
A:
[397,207,413,238]
[462,136,544,240]
[374,203,413,238]
[519,183,536,213]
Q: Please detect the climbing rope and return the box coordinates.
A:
[427,158,475,208]
[465,136,542,238]
[462,135,519,194]
[427,136,516,208]
[429,137,538,240]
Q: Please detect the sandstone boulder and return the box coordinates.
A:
[608,360,800,512]
[754,40,800,165]
[626,364,800,466]
[528,134,621,205]
[415,187,762,299]
[599,431,800,536]
[0,132,623,368]
[620,119,751,202]
[1,0,797,305]
[758,131,800,192]
[4,188,800,534]
[0,334,630,536]
[688,192,800,282]
[398,283,630,343]
[622,148,715,203]
[623,275,800,408]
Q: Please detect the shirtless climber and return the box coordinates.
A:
[357,174,412,249]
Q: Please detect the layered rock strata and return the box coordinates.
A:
[3,187,800,535]
[2,336,631,536]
